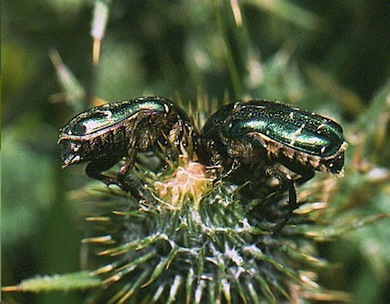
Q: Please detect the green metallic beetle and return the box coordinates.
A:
[199,99,347,230]
[58,96,197,190]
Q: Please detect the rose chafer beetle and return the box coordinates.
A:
[199,99,347,230]
[58,96,197,190]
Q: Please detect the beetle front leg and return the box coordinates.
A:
[266,166,299,232]
[281,160,315,186]
[220,158,241,180]
[86,157,121,186]
[274,178,298,233]
[117,157,135,187]
[115,152,145,198]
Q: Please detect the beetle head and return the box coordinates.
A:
[320,142,347,175]
[58,138,85,168]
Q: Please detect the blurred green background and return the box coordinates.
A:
[2,1,390,303]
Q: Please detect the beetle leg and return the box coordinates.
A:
[220,158,241,180]
[118,160,144,198]
[266,166,299,232]
[86,157,121,185]
[117,156,135,186]
[274,178,297,233]
[280,159,315,186]
[294,170,315,186]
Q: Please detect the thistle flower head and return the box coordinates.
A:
[80,134,348,304]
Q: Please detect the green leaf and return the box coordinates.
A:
[3,271,101,293]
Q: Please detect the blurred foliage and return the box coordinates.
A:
[2,0,390,303]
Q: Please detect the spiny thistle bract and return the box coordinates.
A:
[79,133,344,304]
